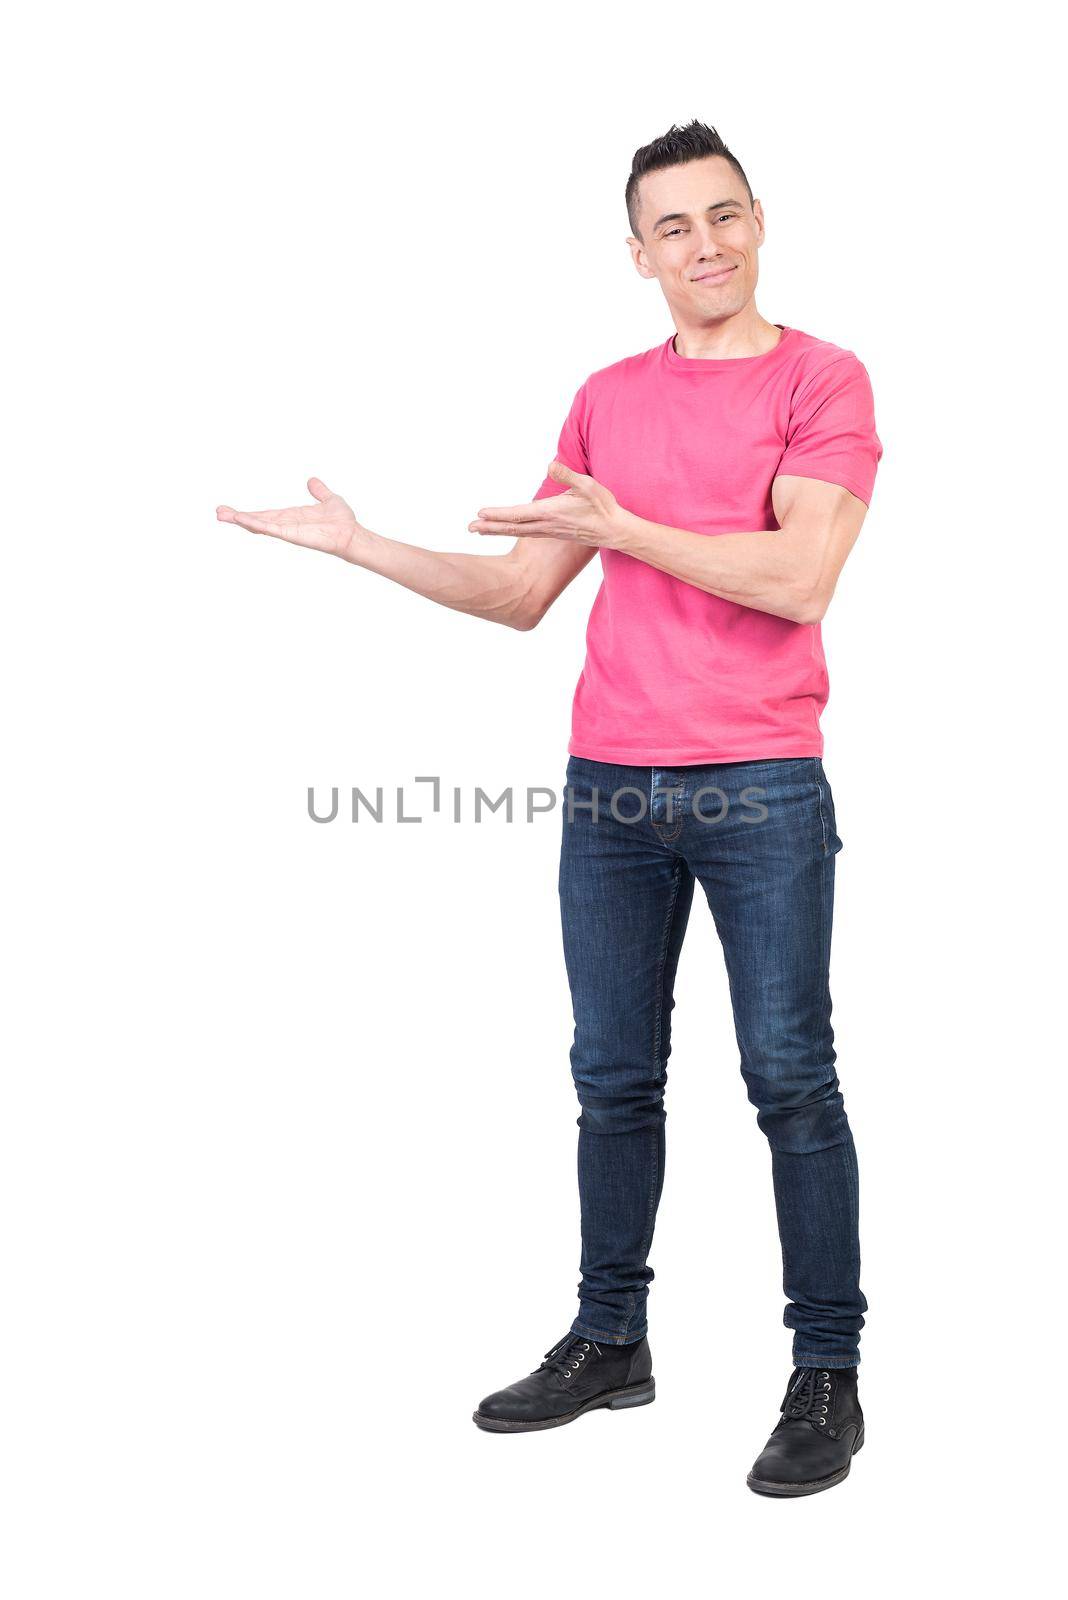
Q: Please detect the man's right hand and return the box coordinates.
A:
[216,477,365,559]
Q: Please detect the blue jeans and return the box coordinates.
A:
[558,754,866,1368]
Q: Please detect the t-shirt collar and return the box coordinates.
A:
[663,323,794,371]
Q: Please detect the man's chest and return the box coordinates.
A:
[586,385,793,534]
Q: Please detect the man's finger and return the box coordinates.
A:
[470,522,562,537]
[308,477,333,501]
[221,510,291,537]
[547,459,588,485]
[218,505,286,521]
[473,503,550,522]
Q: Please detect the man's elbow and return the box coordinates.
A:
[508,601,546,632]
[507,586,554,630]
[781,580,831,626]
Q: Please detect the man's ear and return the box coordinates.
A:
[626,236,656,281]
[752,199,766,246]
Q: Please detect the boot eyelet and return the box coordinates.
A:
[571,1360,579,1368]
[577,1352,585,1360]
[582,1343,590,1351]
[564,1370,572,1379]
[818,1418,826,1425]
[823,1382,831,1390]
[820,1372,829,1380]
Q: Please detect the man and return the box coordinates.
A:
[217,120,882,1498]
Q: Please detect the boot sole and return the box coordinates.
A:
[472,1378,656,1433]
[746,1425,865,1497]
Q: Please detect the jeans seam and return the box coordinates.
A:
[652,859,684,1082]
[635,859,684,1307]
[799,777,860,1366]
[813,757,829,856]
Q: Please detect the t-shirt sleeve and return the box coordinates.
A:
[776,355,883,508]
[531,381,592,501]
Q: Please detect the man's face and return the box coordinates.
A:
[628,155,765,322]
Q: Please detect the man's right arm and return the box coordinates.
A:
[216,474,595,631]
[217,385,597,628]
[341,517,598,631]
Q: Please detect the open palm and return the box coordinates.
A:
[216,478,360,557]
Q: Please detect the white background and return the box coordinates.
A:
[3,1,1063,1593]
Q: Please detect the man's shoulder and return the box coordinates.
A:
[788,326,870,382]
[579,339,666,393]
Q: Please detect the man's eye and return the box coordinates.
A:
[716,213,735,222]
[664,227,683,237]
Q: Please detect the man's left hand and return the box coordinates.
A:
[468,461,630,548]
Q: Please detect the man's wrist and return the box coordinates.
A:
[606,505,649,555]
[339,522,380,566]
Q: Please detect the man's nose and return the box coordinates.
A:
[693,226,724,258]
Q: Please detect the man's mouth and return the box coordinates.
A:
[692,266,737,284]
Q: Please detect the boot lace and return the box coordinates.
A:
[539,1333,594,1380]
[783,1367,832,1426]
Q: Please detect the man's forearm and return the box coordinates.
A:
[341,526,533,629]
[611,511,815,623]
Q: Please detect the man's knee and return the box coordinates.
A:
[742,1056,850,1154]
[571,1047,665,1136]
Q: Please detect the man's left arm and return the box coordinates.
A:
[608,474,870,625]
[469,353,882,621]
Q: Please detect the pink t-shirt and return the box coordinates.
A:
[532,323,883,765]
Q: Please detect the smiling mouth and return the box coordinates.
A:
[693,266,737,283]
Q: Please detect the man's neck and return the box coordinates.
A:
[671,309,782,361]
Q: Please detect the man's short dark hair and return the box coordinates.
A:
[626,120,754,240]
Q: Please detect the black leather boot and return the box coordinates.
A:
[472,1331,655,1432]
[747,1365,865,1496]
